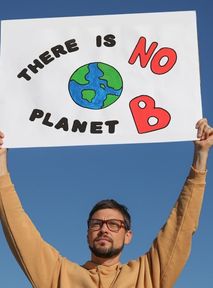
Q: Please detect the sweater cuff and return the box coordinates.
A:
[188,166,207,184]
[0,173,13,188]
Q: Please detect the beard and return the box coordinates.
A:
[89,239,124,258]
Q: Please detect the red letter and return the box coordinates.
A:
[129,95,171,134]
[151,48,177,74]
[128,36,158,68]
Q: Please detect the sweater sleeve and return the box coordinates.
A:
[146,167,207,288]
[0,174,61,288]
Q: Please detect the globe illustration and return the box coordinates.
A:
[68,62,123,110]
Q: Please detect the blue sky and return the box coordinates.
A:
[0,0,213,287]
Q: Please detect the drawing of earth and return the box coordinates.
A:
[68,62,123,109]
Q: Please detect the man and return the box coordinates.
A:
[0,118,213,288]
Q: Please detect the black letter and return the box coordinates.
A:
[51,45,68,58]
[105,120,119,133]
[104,34,116,47]
[90,122,103,134]
[55,117,69,131]
[65,39,79,53]
[42,113,54,127]
[28,59,44,74]
[17,68,31,81]
[96,35,102,47]
[29,109,44,121]
[72,120,87,132]
[39,51,55,65]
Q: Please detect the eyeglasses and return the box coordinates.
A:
[88,219,127,232]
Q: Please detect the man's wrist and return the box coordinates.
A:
[192,149,209,172]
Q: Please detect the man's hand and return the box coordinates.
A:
[193,118,213,171]
[0,131,5,147]
[195,118,213,151]
[0,131,8,176]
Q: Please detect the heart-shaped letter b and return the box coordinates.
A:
[129,95,171,134]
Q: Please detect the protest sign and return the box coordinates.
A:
[0,11,202,147]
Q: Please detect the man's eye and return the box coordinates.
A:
[91,221,100,226]
[108,221,119,227]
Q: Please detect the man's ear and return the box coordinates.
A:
[124,230,133,245]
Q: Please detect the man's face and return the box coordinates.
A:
[87,208,132,259]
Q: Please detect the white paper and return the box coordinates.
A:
[0,11,202,148]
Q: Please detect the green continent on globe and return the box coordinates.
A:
[70,65,89,85]
[103,94,119,108]
[82,89,96,103]
[98,63,122,90]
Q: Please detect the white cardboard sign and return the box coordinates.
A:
[0,11,202,148]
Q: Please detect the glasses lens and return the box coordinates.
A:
[107,220,122,232]
[89,219,102,230]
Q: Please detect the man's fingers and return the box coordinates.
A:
[0,131,5,147]
[196,118,208,138]
[0,131,5,138]
[195,118,213,150]
[197,121,213,141]
[195,118,206,129]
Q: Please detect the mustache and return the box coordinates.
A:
[94,235,113,243]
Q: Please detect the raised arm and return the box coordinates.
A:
[145,118,213,288]
[0,135,62,288]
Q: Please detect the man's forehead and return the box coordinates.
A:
[91,208,124,220]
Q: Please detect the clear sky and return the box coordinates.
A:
[0,0,213,287]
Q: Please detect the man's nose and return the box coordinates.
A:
[100,222,109,232]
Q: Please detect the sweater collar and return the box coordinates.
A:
[82,261,122,271]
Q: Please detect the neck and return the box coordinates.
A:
[91,254,121,266]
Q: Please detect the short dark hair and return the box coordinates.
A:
[88,199,131,230]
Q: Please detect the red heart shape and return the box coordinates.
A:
[129,95,171,133]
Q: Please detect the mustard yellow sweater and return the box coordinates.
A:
[0,168,206,288]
